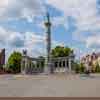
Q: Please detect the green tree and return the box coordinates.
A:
[51,46,73,57]
[95,63,100,73]
[72,62,80,73]
[7,51,22,73]
[72,61,85,74]
[79,63,85,73]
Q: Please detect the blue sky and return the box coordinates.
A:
[0,0,100,60]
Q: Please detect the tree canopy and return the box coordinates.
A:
[51,46,73,57]
[7,51,22,73]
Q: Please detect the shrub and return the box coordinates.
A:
[79,63,85,74]
[95,63,100,73]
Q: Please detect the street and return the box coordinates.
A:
[0,74,99,97]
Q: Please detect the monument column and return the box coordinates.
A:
[44,12,52,74]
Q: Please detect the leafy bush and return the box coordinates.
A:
[95,63,100,73]
[72,62,80,73]
[72,62,85,74]
[79,63,85,73]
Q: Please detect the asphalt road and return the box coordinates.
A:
[0,74,100,97]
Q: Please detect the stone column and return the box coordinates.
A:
[22,57,27,74]
[44,12,52,74]
[68,58,72,73]
[21,58,24,74]
[65,60,67,67]
[21,50,28,74]
[26,58,29,74]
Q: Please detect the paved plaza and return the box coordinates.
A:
[0,73,100,97]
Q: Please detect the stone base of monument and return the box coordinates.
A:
[44,62,54,75]
[67,70,75,75]
[44,67,49,75]
[21,71,26,75]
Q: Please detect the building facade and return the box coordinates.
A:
[81,52,100,71]
[0,49,5,68]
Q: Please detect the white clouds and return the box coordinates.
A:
[0,27,24,47]
[0,26,47,58]
[0,0,100,58]
[46,0,97,30]
[46,0,100,52]
[0,27,12,44]
[8,32,25,47]
[0,26,45,47]
[0,0,45,21]
[73,29,100,49]
[52,16,68,29]
[52,40,65,48]
[72,30,86,43]
[25,32,45,47]
[0,26,62,58]
[86,34,100,48]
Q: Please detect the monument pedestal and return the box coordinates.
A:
[44,63,50,75]
[44,62,53,74]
